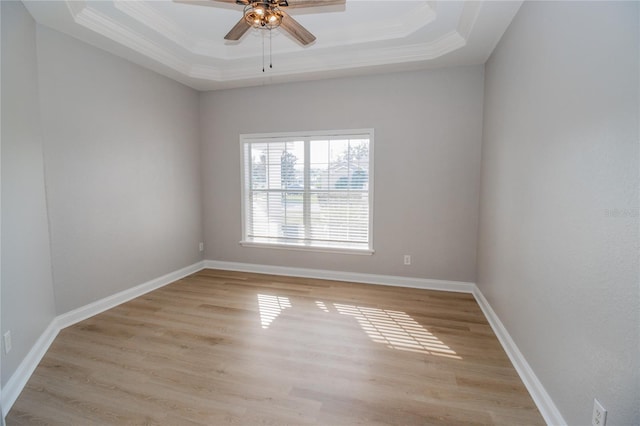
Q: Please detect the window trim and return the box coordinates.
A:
[239,128,375,255]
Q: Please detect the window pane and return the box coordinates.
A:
[243,131,372,252]
[249,191,282,238]
[310,140,329,190]
[310,192,369,243]
[250,143,268,189]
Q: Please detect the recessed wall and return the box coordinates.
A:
[200,67,485,283]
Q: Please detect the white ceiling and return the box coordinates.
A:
[23,0,522,91]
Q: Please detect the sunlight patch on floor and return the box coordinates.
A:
[256,293,459,359]
[257,294,292,329]
[332,303,461,359]
[315,301,330,312]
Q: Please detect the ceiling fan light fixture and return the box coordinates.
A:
[244,2,283,29]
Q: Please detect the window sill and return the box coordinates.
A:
[239,241,374,256]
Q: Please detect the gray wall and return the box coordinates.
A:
[201,67,484,283]
[36,27,203,314]
[478,2,639,425]
[4,3,637,424]
[0,1,57,387]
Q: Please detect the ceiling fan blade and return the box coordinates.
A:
[285,0,345,9]
[214,0,250,4]
[280,11,316,45]
[174,0,227,6]
[224,18,252,40]
[173,0,249,7]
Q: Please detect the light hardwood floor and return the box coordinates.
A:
[7,269,544,425]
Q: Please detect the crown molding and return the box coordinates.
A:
[457,0,483,40]
[9,0,520,89]
[198,30,466,82]
[65,0,473,83]
[68,1,193,76]
[113,1,438,60]
[113,0,197,52]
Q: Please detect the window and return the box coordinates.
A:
[241,129,374,254]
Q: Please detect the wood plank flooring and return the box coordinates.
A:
[7,269,544,425]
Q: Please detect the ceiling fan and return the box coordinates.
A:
[182,0,346,46]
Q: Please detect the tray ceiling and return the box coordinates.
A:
[23,0,522,90]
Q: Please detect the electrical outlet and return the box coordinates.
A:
[403,255,411,265]
[199,242,204,252]
[592,398,607,426]
[3,331,12,354]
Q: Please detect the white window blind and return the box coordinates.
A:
[240,129,374,253]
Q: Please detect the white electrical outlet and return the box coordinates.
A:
[404,255,411,265]
[592,398,607,426]
[3,331,12,354]
[199,242,204,252]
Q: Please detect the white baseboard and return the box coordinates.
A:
[1,260,204,416]
[2,259,564,426]
[203,260,476,293]
[1,321,59,416]
[472,288,566,426]
[56,261,205,329]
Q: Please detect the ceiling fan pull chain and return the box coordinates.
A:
[262,30,265,73]
[269,28,273,69]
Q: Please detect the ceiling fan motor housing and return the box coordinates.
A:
[224,0,329,45]
[243,2,284,29]
[235,0,289,6]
